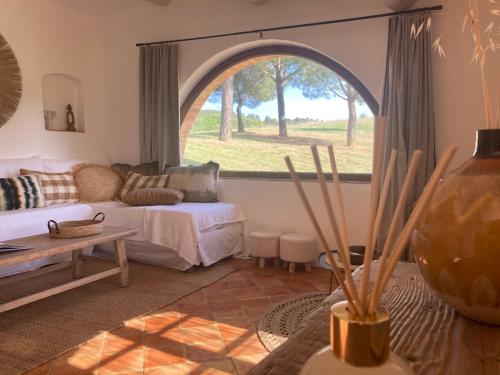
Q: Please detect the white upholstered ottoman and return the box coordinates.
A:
[248,231,281,268]
[280,234,317,273]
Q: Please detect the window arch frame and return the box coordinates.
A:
[181,44,378,183]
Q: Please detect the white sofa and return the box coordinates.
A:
[0,156,108,277]
[0,156,247,277]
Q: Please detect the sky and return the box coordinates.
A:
[202,87,373,121]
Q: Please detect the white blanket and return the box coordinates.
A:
[89,202,246,265]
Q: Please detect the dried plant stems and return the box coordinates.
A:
[376,145,458,299]
[359,117,387,309]
[284,156,361,315]
[311,146,363,314]
[479,54,494,129]
[497,86,500,128]
[368,150,423,314]
[469,0,495,128]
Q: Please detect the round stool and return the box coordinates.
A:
[248,231,281,268]
[280,234,317,273]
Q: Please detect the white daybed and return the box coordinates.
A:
[89,201,247,271]
[0,156,247,277]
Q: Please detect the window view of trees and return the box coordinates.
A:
[183,55,374,174]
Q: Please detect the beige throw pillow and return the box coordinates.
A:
[165,161,219,203]
[119,172,169,201]
[125,188,184,206]
[72,165,123,202]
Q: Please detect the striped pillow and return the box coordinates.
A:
[0,176,46,211]
[119,172,169,201]
[20,169,79,205]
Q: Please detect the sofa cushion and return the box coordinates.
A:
[125,188,184,206]
[0,157,43,178]
[0,175,46,211]
[111,161,159,180]
[119,172,169,201]
[165,162,219,203]
[73,165,123,202]
[40,154,111,173]
[20,169,79,205]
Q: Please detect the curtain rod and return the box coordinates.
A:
[136,5,442,47]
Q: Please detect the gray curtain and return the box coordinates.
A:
[379,13,436,260]
[139,43,180,171]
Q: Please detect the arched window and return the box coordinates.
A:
[181,45,378,181]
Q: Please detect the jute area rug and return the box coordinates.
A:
[0,258,236,375]
[257,292,329,352]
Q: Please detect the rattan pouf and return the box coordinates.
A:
[249,231,281,268]
[280,234,317,273]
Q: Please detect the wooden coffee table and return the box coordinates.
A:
[0,226,137,313]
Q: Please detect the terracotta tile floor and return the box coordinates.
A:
[26,259,331,375]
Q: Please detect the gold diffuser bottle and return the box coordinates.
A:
[300,301,413,375]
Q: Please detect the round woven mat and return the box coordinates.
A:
[257,292,329,352]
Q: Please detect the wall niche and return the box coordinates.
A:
[42,73,85,132]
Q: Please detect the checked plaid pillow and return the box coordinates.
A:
[20,169,79,205]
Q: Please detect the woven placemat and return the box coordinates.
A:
[257,292,329,352]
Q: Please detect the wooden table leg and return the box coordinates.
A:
[113,239,129,287]
[72,249,83,279]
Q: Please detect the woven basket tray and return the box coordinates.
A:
[48,213,105,239]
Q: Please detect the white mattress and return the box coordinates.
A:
[89,201,247,267]
[0,203,94,277]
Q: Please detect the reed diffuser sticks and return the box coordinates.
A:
[285,116,458,316]
[285,156,362,315]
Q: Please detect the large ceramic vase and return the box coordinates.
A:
[412,129,500,325]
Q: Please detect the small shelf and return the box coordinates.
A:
[42,73,85,132]
[45,129,85,133]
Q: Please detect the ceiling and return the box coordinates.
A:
[51,0,271,17]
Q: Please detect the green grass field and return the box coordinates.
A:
[183,111,374,174]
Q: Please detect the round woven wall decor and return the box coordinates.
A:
[0,33,22,127]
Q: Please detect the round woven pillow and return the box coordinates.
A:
[73,165,123,202]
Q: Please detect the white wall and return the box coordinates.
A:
[0,0,111,158]
[220,179,370,248]
[428,0,500,168]
[98,0,390,246]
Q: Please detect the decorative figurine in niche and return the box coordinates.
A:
[65,104,76,132]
